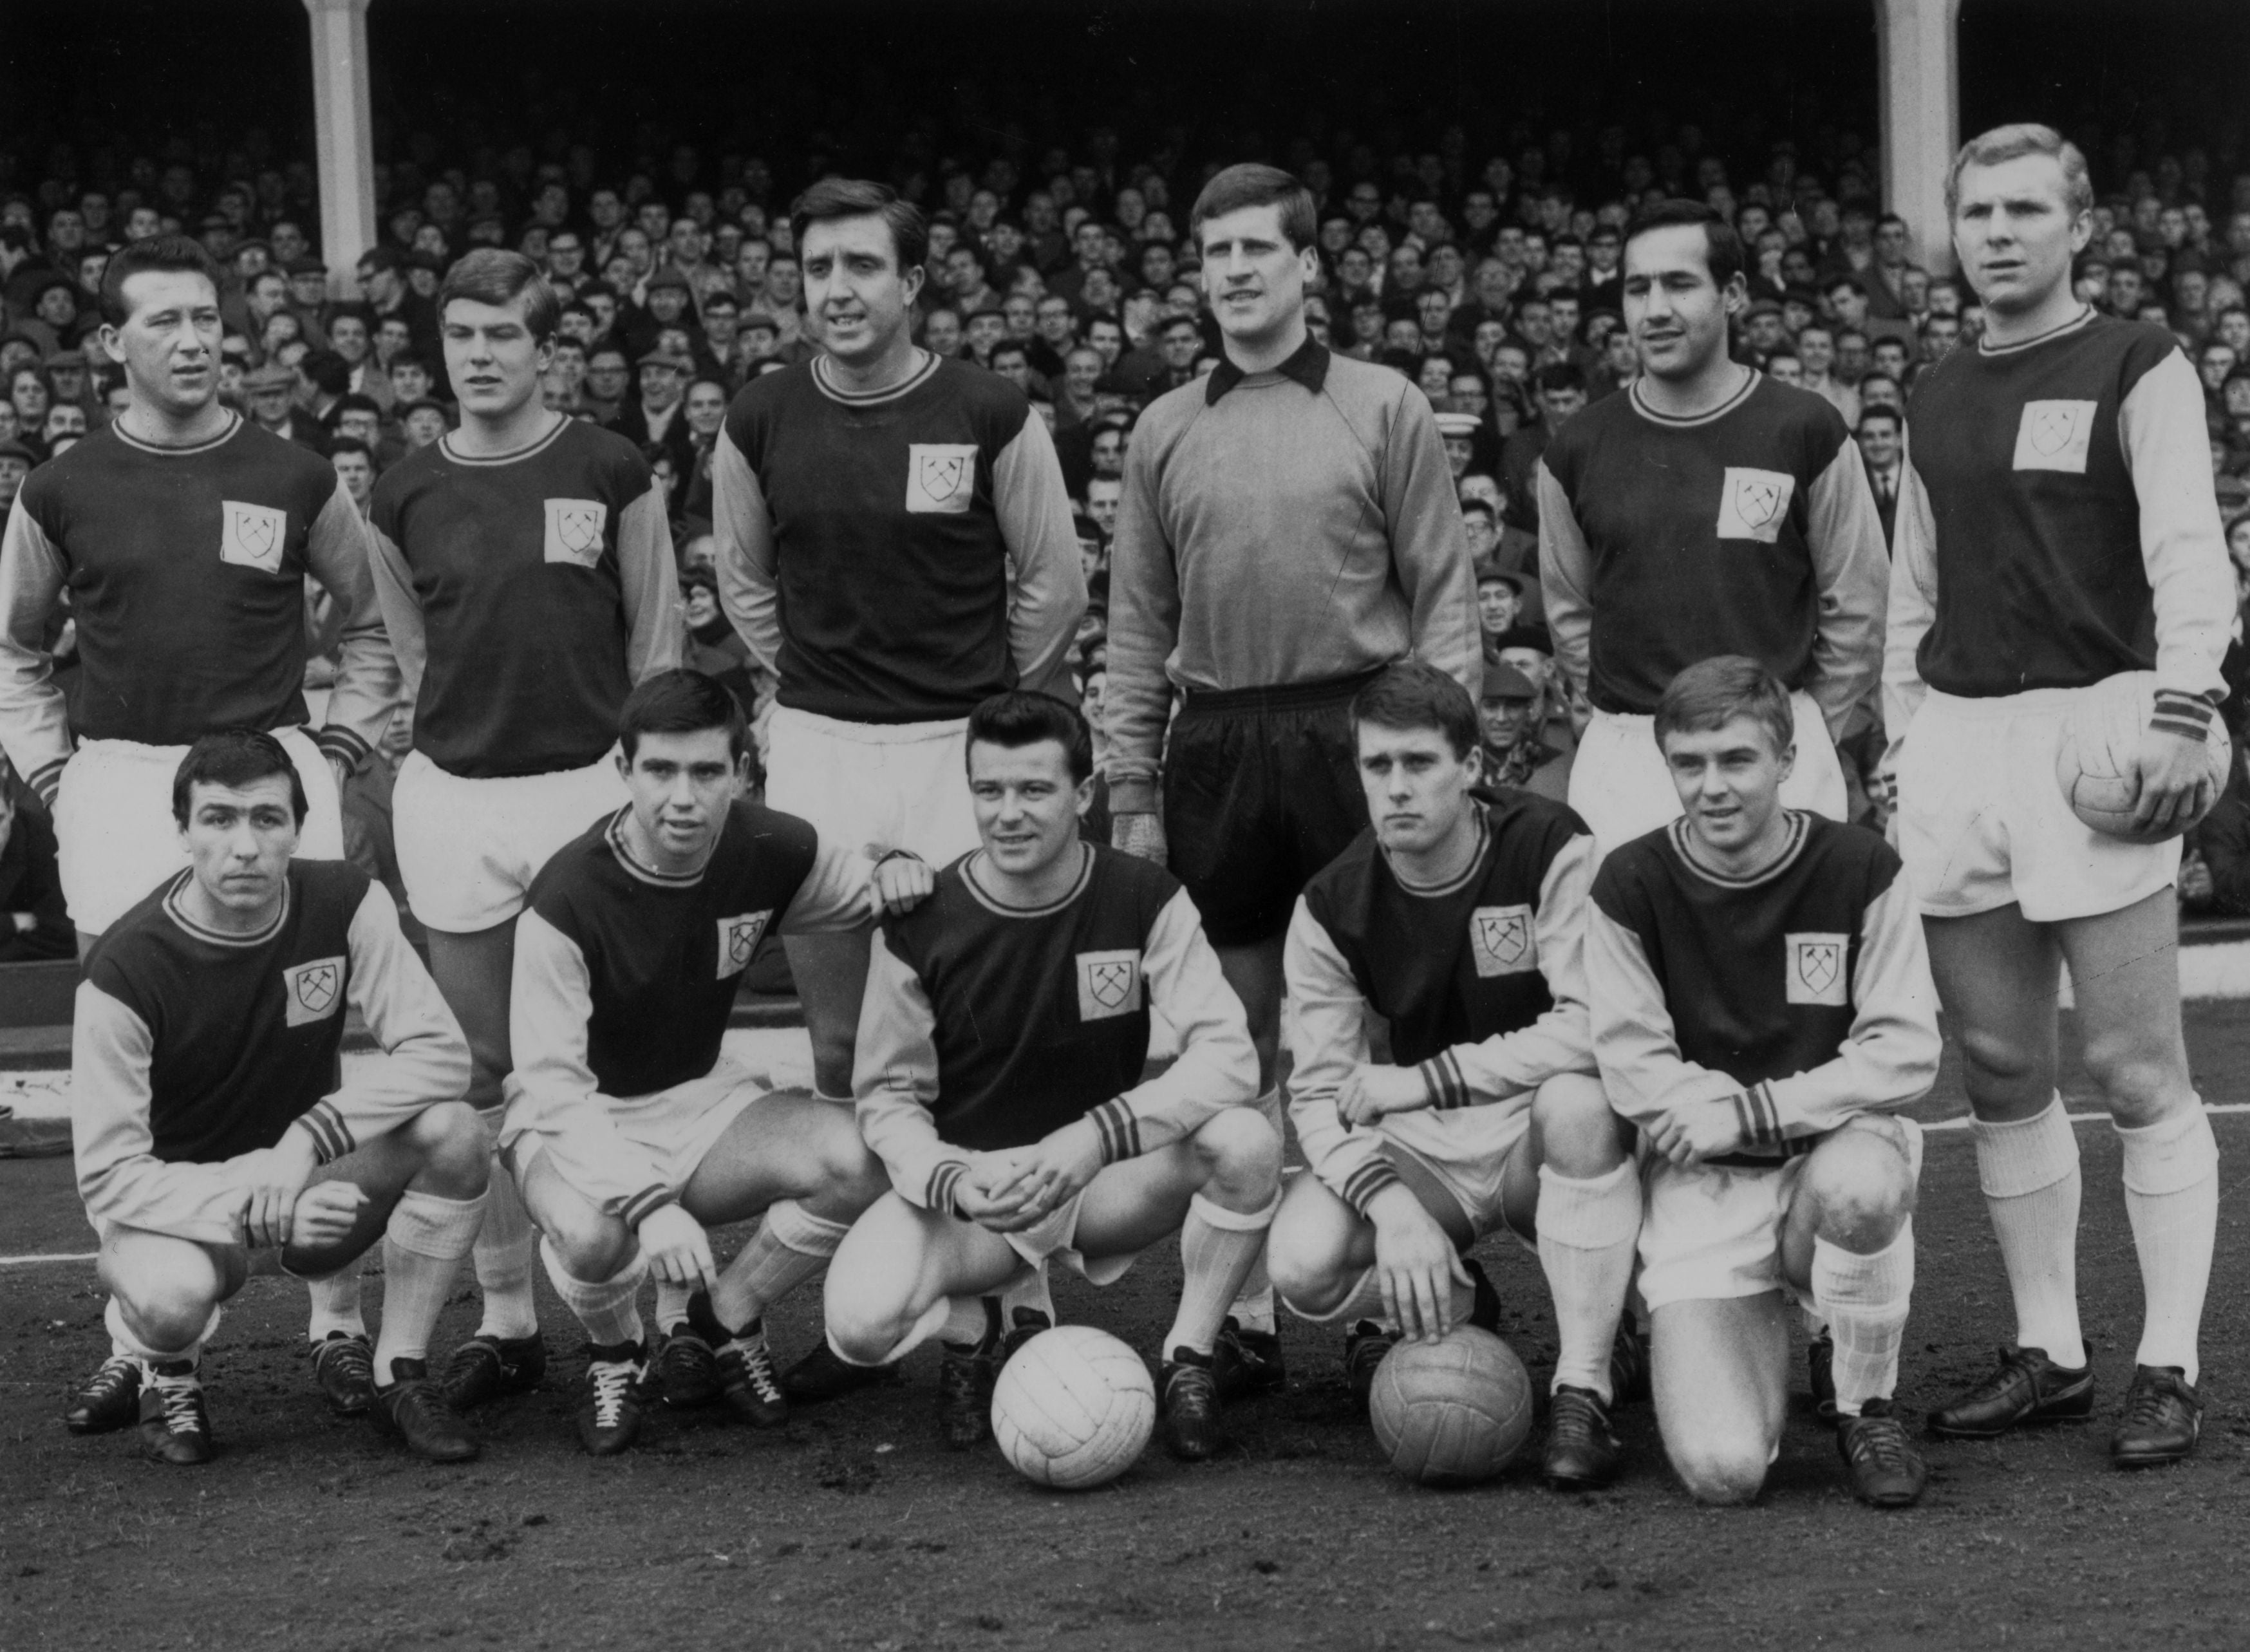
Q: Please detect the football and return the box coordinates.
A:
[1367,1326,1535,1487]
[990,1324,1155,1490]
[2054,671,2233,842]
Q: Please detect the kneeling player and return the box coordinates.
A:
[73,731,486,1465]
[824,691,1281,1461]
[502,671,932,1456]
[1266,661,1643,1489]
[1587,659,1940,1508]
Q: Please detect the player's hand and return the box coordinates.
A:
[2131,726,2216,837]
[868,851,935,917]
[997,1118,1106,1223]
[953,1150,1046,1231]
[1367,1184,1472,1343]
[1336,1062,1434,1127]
[1112,810,1167,865]
[235,1131,321,1248]
[1645,1099,1743,1167]
[288,1180,369,1250]
[635,1203,717,1294]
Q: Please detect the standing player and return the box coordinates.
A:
[1266,663,1642,1490]
[1587,659,1940,1508]
[365,250,684,1414]
[0,235,400,1434]
[503,671,933,1455]
[1539,201,1889,856]
[1886,126,2231,1467]
[1104,164,1480,1392]
[824,692,1280,1461]
[73,731,485,1465]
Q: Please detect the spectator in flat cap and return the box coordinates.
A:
[1477,653,1571,802]
[242,361,328,454]
[610,345,696,479]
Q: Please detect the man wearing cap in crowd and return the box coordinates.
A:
[243,362,328,453]
[1478,653,1571,800]
[285,258,333,347]
[1489,621,1577,765]
[611,346,696,477]
[357,246,437,350]
[629,268,700,359]
[1435,409,1481,481]
[1474,558,1529,648]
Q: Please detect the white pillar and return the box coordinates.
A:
[1876,0,1962,275]
[304,0,377,298]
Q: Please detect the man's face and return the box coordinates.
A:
[1875,219,1911,265]
[1796,327,1835,375]
[324,315,367,364]
[332,447,374,503]
[2203,345,2240,391]
[1479,691,1536,753]
[923,310,962,355]
[1871,339,1909,380]
[0,456,29,513]
[668,220,704,268]
[802,216,919,365]
[1089,426,1125,477]
[685,380,728,433]
[1003,294,1036,339]
[1857,417,1902,472]
[1767,355,1804,386]
[1859,374,1902,414]
[1087,476,1123,536]
[1036,297,1074,344]
[1159,321,1200,370]
[1477,577,1519,635]
[765,257,802,306]
[2107,267,2144,314]
[1953,153,2089,317]
[103,270,223,417]
[404,405,447,446]
[1087,319,1123,366]
[646,285,688,323]
[337,406,380,446]
[621,727,744,867]
[1199,203,1315,348]
[1064,349,1101,400]
[1662,713,1794,857]
[1463,508,1498,558]
[1539,384,1587,427]
[1356,718,1478,859]
[969,737,1087,880]
[182,775,301,917]
[640,361,682,411]
[1746,312,1785,353]
[1922,315,1962,361]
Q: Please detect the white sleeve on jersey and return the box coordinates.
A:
[776,835,877,936]
[710,427,783,693]
[1879,460,1940,787]
[1283,897,1413,1217]
[364,522,427,706]
[301,478,402,768]
[990,413,1088,700]
[1800,441,1890,742]
[1584,901,1750,1135]
[1099,424,1180,814]
[617,480,687,684]
[851,925,971,1212]
[308,882,471,1156]
[0,497,73,805]
[2120,350,2232,704]
[1535,458,1595,706]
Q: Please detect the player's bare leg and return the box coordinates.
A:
[1651,1294,1789,1505]
[783,929,872,1100]
[1208,934,1288,1393]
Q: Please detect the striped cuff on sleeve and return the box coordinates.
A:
[292,1102,354,1165]
[312,726,372,770]
[926,1159,972,1216]
[27,756,65,808]
[2150,689,2217,740]
[1418,1051,1470,1111]
[1341,1159,1405,1218]
[1730,1084,1783,1152]
[1089,1098,1143,1165]
[621,1186,675,1230]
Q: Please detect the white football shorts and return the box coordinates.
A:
[393,749,627,933]
[764,706,980,867]
[507,1058,769,1207]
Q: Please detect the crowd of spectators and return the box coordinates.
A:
[6,98,2250,937]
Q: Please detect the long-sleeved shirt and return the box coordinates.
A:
[500,802,872,1227]
[712,352,1084,724]
[1586,811,1939,1159]
[854,843,1257,1214]
[73,859,468,1245]
[366,417,682,780]
[1538,371,1888,738]
[1102,339,1481,814]
[0,415,398,805]
[1287,791,1598,1217]
[1883,311,2231,776]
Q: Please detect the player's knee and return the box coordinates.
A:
[2075,1032,2184,1120]
[818,1129,891,1210]
[113,1261,224,1351]
[408,1101,492,1193]
[1803,1129,1915,1250]
[1533,1073,1627,1175]
[1194,1105,1282,1194]
[1266,1198,1350,1313]
[1669,1440,1770,1507]
[1955,1024,2041,1089]
[544,1210,633,1284]
[821,1282,912,1366]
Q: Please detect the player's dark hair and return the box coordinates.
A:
[98,234,221,328]
[791,178,928,274]
[966,691,1093,784]
[1351,660,1479,762]
[1653,655,1794,759]
[438,249,561,343]
[1623,200,1744,290]
[1190,164,1318,254]
[618,668,749,763]
[171,729,308,828]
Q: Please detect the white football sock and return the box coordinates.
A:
[654,1279,695,1335]
[2117,1105,2220,1384]
[1283,1264,1387,1326]
[1166,1192,1279,1357]
[1536,1160,1641,1402]
[471,1150,539,1340]
[711,1200,850,1331]
[373,1189,485,1381]
[303,1258,367,1342]
[539,1237,646,1350]
[1812,1225,1915,1417]
[1972,1094,2085,1368]
[107,1296,221,1366]
[1221,1089,1285,1335]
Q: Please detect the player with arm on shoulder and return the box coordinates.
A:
[502,671,932,1456]
[1539,200,1888,856]
[363,250,684,1416]
[823,691,1280,1462]
[1885,127,2232,1467]
[1265,662,1642,1491]
[1586,659,1940,1508]
[0,234,403,1433]
[73,731,485,1466]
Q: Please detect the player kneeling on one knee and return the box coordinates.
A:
[1586,658,1941,1508]
[500,670,933,1456]
[75,730,487,1466]
[822,690,1280,1463]
[1266,661,1642,1490]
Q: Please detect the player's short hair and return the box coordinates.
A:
[791,178,928,274]
[1190,164,1318,254]
[1653,656,1794,759]
[1623,200,1745,289]
[438,249,561,343]
[1351,660,1479,762]
[966,690,1092,784]
[1947,123,2094,221]
[99,234,221,328]
[618,668,749,763]
[171,729,307,828]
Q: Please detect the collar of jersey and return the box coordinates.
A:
[1629,368,1759,428]
[161,868,292,948]
[439,415,571,467]
[961,843,1092,917]
[109,410,241,457]
[812,350,941,408]
[1666,809,1809,889]
[1205,336,1331,404]
[1385,811,1491,899]
[1976,305,2096,357]
[604,807,717,888]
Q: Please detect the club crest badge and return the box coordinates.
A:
[543,498,608,567]
[1468,904,1537,977]
[1715,467,1795,543]
[716,911,773,979]
[905,443,978,514]
[1075,948,1143,1021]
[1786,932,1850,1007]
[2011,399,2097,474]
[219,500,288,572]
[283,955,346,1028]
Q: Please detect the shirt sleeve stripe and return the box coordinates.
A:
[621,1187,673,1229]
[1342,1160,1404,1217]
